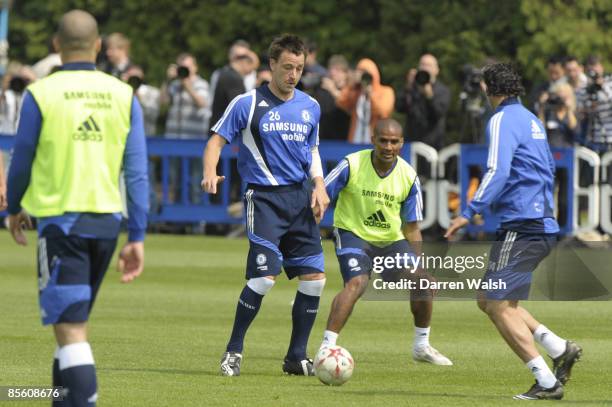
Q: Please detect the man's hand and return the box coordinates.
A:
[311,179,330,224]
[166,64,177,81]
[8,211,32,246]
[444,216,469,239]
[202,134,227,194]
[406,68,417,88]
[117,241,144,283]
[201,174,226,194]
[421,82,434,99]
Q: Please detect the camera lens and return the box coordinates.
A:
[361,72,373,86]
[9,77,27,93]
[127,76,143,91]
[414,70,430,86]
[177,66,190,79]
[547,95,563,106]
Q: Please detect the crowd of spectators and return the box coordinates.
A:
[0,33,610,213]
[1,33,610,152]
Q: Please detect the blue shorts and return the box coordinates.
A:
[38,235,117,325]
[482,229,557,300]
[333,228,415,283]
[244,182,324,279]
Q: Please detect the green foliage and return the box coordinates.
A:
[518,0,612,82]
[5,0,610,142]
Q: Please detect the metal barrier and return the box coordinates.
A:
[600,151,612,235]
[410,142,438,230]
[437,143,460,229]
[573,147,600,233]
[0,133,609,236]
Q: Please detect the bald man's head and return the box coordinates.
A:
[55,10,100,59]
[374,118,403,138]
[419,53,439,81]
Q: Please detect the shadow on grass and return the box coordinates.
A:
[341,389,611,404]
[99,366,284,378]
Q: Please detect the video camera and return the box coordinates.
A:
[462,66,482,96]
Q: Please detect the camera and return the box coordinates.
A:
[360,72,373,87]
[546,94,564,108]
[127,75,143,91]
[586,69,602,95]
[8,76,28,93]
[177,65,190,79]
[414,70,430,86]
[463,66,482,96]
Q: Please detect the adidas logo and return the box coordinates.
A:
[73,114,102,141]
[258,100,269,107]
[363,210,391,229]
[531,120,545,139]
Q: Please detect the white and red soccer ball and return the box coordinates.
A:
[314,345,354,386]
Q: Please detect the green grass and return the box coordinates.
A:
[1,232,611,406]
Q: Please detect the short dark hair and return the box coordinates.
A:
[482,62,525,97]
[584,55,601,67]
[268,34,306,61]
[564,55,579,65]
[374,118,403,138]
[547,55,564,66]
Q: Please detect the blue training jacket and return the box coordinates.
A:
[462,98,559,233]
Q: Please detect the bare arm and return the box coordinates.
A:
[201,134,227,194]
[402,221,422,256]
[182,78,206,109]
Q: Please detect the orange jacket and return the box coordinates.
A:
[337,58,395,143]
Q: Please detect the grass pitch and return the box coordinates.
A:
[1,232,611,406]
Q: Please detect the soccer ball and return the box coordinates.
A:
[313,345,354,386]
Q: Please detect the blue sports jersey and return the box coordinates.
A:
[324,158,423,223]
[210,86,320,186]
[462,98,559,233]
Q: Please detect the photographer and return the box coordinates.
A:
[0,63,36,134]
[538,82,579,148]
[337,58,395,144]
[576,55,612,152]
[307,55,351,140]
[100,32,133,78]
[162,53,210,138]
[459,64,490,143]
[529,56,567,114]
[395,54,450,150]
[122,65,160,136]
[210,47,254,128]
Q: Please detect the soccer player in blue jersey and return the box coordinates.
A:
[6,10,148,407]
[203,34,329,376]
[445,63,581,400]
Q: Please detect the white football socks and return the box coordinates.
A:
[413,326,430,350]
[322,330,338,347]
[526,355,557,388]
[533,325,566,359]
